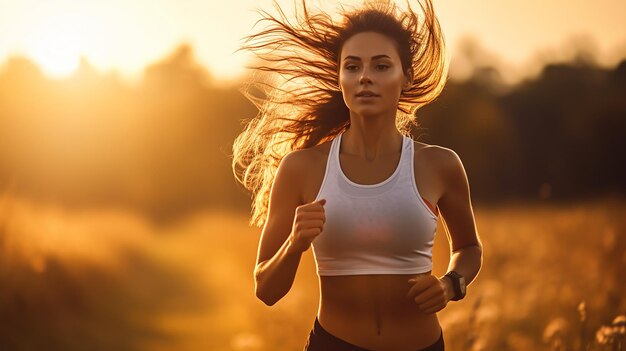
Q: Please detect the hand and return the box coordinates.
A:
[406,274,452,314]
[288,199,326,253]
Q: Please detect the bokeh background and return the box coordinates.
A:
[1,0,625,350]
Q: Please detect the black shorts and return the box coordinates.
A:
[304,317,445,351]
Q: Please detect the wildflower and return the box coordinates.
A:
[543,317,570,342]
[612,315,626,336]
[596,316,625,346]
[578,301,589,351]
[543,317,569,350]
[596,325,616,345]
[578,301,586,322]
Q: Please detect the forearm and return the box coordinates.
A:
[254,236,303,306]
[442,244,483,287]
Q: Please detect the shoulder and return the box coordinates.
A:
[412,141,467,181]
[275,140,332,202]
[281,140,331,172]
[413,141,462,168]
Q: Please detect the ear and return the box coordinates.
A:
[403,68,414,91]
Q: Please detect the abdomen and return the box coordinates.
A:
[317,273,443,350]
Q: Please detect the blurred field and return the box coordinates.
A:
[1,194,624,351]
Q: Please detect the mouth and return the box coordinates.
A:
[355,91,380,98]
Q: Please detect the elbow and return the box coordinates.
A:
[255,284,280,306]
[254,273,279,306]
[256,290,278,306]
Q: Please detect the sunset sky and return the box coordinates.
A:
[1,0,625,84]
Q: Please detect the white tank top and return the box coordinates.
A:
[312,131,438,276]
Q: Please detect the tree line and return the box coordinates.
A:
[0,44,623,223]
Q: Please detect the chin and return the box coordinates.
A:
[350,106,386,118]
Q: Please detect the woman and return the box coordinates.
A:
[232,1,483,350]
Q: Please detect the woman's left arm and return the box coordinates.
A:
[436,148,483,295]
[407,147,483,313]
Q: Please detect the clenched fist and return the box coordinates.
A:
[406,274,452,314]
[288,199,326,253]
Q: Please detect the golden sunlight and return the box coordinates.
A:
[22,12,94,78]
[2,0,624,82]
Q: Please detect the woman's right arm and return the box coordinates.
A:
[254,151,326,306]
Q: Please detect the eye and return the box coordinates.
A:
[344,64,359,71]
[376,64,390,71]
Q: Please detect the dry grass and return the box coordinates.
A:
[0,193,624,350]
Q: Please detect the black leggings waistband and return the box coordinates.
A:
[304,317,445,351]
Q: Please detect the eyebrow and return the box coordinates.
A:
[343,55,391,61]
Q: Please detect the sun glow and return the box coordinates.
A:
[1,0,624,83]
[23,12,95,78]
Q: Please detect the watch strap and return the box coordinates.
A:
[444,271,465,301]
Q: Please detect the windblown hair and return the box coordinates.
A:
[232,0,448,227]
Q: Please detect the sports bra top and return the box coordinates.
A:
[311,131,439,276]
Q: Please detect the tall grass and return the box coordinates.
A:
[0,192,624,350]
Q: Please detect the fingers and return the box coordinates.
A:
[296,212,325,222]
[290,199,327,252]
[406,277,431,299]
[406,275,448,314]
[293,220,325,236]
[295,199,326,224]
[420,297,446,312]
[421,301,446,314]
[299,219,325,228]
[413,286,444,306]
[410,289,446,314]
[297,199,326,213]
[299,227,322,238]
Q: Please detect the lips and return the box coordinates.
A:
[355,91,379,97]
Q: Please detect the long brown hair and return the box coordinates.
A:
[232,0,448,227]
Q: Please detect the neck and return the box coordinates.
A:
[342,112,403,162]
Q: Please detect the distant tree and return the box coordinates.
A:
[0,45,623,222]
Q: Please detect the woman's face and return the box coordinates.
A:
[339,31,410,118]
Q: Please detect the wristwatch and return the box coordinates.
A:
[444,271,466,301]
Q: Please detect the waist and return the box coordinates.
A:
[317,272,442,349]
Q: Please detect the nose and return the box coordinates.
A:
[359,69,372,85]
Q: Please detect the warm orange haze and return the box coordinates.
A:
[1,0,625,350]
[2,0,626,83]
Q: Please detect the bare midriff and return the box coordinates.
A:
[318,271,442,351]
